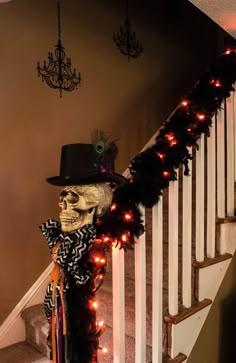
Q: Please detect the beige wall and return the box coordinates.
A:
[0,0,228,323]
[188,253,236,363]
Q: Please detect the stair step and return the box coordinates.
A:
[192,253,232,268]
[21,304,152,362]
[163,352,187,362]
[98,325,152,362]
[0,341,47,363]
[164,298,212,325]
[216,216,236,224]
[21,304,48,357]
[97,272,154,347]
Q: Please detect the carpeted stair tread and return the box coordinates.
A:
[21,304,48,357]
[97,272,153,347]
[98,325,152,362]
[21,305,152,362]
[124,244,153,284]
[0,341,47,363]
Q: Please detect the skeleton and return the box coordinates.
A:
[59,183,113,233]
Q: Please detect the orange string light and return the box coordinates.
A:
[181,100,189,107]
[165,132,177,146]
[197,113,206,121]
[97,320,104,327]
[110,203,117,211]
[91,300,98,310]
[121,233,128,242]
[156,152,165,160]
[163,170,170,178]
[124,212,133,222]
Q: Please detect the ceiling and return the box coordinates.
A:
[189,0,236,39]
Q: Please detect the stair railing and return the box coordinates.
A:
[111,84,236,362]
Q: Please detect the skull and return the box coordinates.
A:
[59,183,113,233]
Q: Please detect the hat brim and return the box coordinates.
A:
[46,173,127,188]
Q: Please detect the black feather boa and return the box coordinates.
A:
[97,48,236,248]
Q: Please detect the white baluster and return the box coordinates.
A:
[135,207,146,363]
[233,87,236,182]
[216,104,225,218]
[112,247,125,363]
[182,149,192,307]
[207,117,216,257]
[168,169,179,315]
[226,94,235,216]
[152,197,163,362]
[195,134,205,262]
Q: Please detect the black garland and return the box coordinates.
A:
[97,48,236,248]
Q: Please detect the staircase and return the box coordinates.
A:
[0,50,236,362]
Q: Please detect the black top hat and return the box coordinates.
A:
[47,143,127,187]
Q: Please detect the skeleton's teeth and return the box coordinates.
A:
[60,216,79,223]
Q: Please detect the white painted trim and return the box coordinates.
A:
[233,86,236,182]
[219,222,236,255]
[182,149,193,308]
[173,255,234,359]
[171,305,211,359]
[195,134,205,262]
[226,94,235,216]
[135,209,146,363]
[168,171,179,315]
[198,259,231,301]
[216,105,226,218]
[112,246,125,363]
[152,198,163,363]
[206,117,216,258]
[0,262,53,348]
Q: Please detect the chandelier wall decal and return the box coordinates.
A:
[113,0,143,61]
[37,0,81,97]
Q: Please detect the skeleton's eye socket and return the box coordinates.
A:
[59,191,79,204]
[67,192,79,203]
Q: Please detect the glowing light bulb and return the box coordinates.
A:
[110,203,117,211]
[124,212,133,221]
[98,320,104,327]
[100,258,106,264]
[121,233,128,242]
[197,113,205,121]
[103,236,110,242]
[156,152,165,160]
[165,132,177,146]
[166,132,175,141]
[163,171,170,178]
[102,347,108,353]
[225,49,231,55]
[169,139,177,147]
[181,100,189,107]
[92,301,98,310]
[215,80,221,87]
[94,256,100,263]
